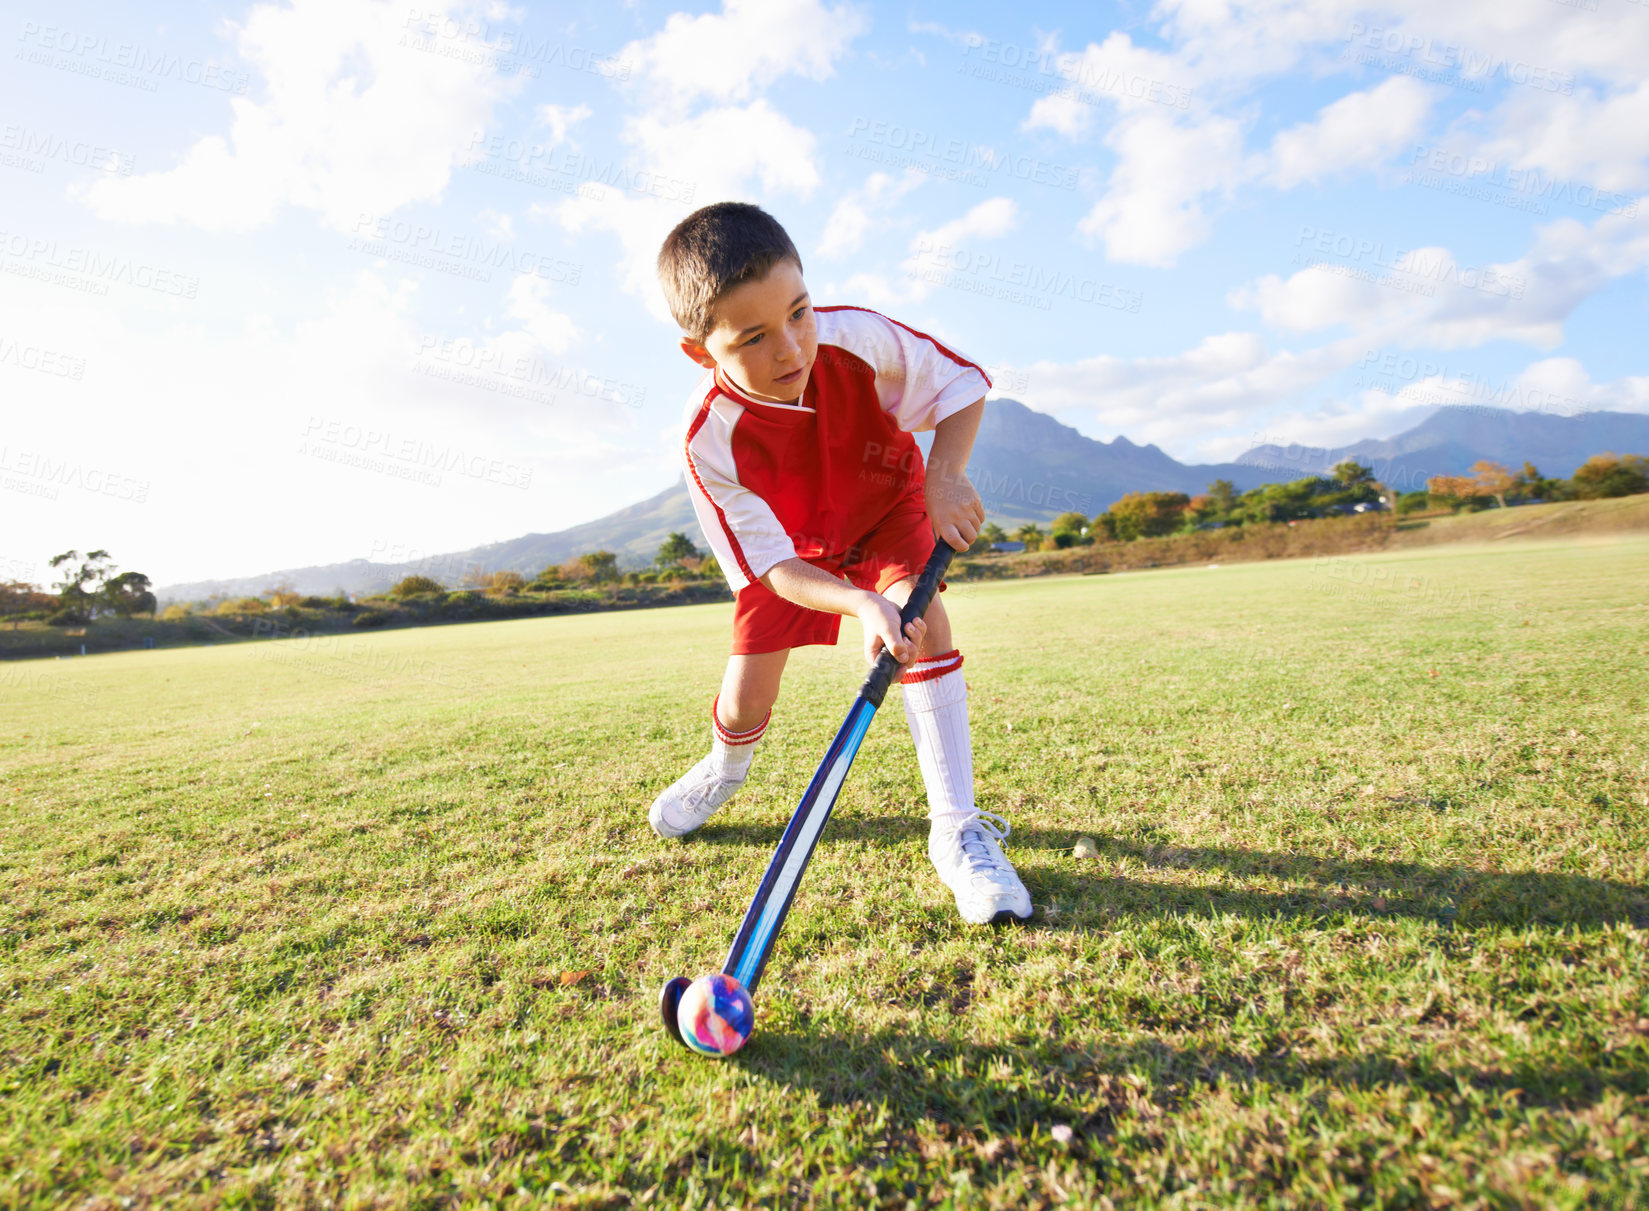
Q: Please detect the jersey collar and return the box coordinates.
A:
[714,367,816,414]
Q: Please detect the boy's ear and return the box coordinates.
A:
[679,337,717,369]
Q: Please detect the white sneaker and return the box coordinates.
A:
[649,755,747,838]
[929,811,1033,925]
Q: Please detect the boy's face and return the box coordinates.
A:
[680,259,817,404]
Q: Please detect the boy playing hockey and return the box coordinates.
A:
[648,202,1030,925]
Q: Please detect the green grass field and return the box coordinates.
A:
[3,539,1646,1209]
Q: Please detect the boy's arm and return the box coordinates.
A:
[924,397,986,552]
[761,560,925,666]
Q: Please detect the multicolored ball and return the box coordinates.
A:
[678,973,754,1057]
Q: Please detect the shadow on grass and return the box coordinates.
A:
[1022,831,1649,933]
[691,816,1648,932]
[731,1024,1647,1148]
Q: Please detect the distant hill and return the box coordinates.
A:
[1238,407,1649,494]
[156,400,1649,602]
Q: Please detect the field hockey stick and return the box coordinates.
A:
[660,540,956,1047]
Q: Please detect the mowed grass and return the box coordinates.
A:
[2,539,1647,1209]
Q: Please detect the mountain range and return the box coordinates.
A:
[156,401,1649,602]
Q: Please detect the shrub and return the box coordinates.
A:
[297,595,330,609]
[352,610,389,628]
[46,609,84,627]
[1396,491,1430,516]
[1571,453,1649,500]
[390,575,445,599]
[215,597,266,616]
[160,603,192,620]
[486,571,526,597]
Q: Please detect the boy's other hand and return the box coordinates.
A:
[926,471,984,552]
[856,594,926,666]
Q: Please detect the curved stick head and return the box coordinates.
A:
[659,976,691,1048]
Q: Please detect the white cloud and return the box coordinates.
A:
[1267,76,1435,188]
[819,170,923,258]
[1504,357,1649,417]
[622,0,867,106]
[1007,330,1369,450]
[1469,81,1649,196]
[1230,203,1649,350]
[79,0,518,232]
[540,99,823,316]
[1077,112,1246,267]
[629,100,821,199]
[534,102,594,148]
[503,273,580,354]
[1023,32,1194,136]
[0,265,639,585]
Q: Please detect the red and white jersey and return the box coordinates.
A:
[683,306,990,593]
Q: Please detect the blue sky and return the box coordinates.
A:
[3,0,1646,586]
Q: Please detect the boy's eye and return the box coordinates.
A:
[791,305,809,321]
[743,332,764,346]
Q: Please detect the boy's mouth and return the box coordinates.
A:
[774,366,806,385]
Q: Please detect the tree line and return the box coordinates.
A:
[0,550,153,630]
[7,450,1640,631]
[977,452,1647,552]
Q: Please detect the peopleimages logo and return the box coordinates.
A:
[0,230,201,298]
[413,336,646,410]
[16,21,251,93]
[846,118,1079,191]
[0,446,149,502]
[957,35,1195,110]
[298,416,533,491]
[349,214,583,284]
[1404,146,1637,217]
[1342,23,1574,94]
[0,125,133,174]
[463,132,697,203]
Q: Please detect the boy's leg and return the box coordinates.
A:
[883,579,1032,924]
[649,650,788,839]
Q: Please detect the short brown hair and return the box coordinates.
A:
[657,202,802,341]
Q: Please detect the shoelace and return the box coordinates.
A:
[951,810,1014,878]
[681,758,739,812]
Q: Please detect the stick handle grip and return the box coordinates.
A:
[860,542,956,708]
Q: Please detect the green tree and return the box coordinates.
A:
[1512,461,1563,501]
[48,549,113,620]
[1011,523,1044,550]
[1571,453,1649,499]
[1206,478,1239,517]
[390,574,445,598]
[0,581,56,630]
[1050,511,1089,537]
[1108,492,1190,540]
[1332,460,1375,488]
[100,571,155,618]
[1089,511,1119,542]
[655,532,700,570]
[1238,478,1325,524]
[486,571,526,597]
[577,550,619,582]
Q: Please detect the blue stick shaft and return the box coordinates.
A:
[719,542,955,994]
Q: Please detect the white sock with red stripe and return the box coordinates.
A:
[900,650,974,827]
[711,696,768,779]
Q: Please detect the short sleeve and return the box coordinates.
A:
[817,307,991,433]
[682,397,798,594]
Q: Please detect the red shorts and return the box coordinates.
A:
[731,498,940,655]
